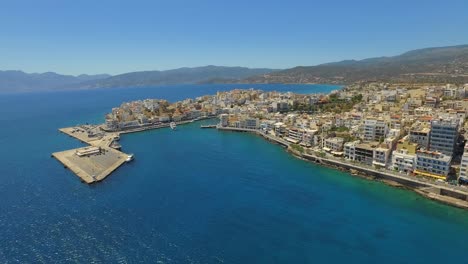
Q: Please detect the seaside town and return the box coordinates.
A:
[104,84,468,183]
[54,82,468,208]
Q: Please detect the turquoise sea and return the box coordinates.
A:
[1,84,468,263]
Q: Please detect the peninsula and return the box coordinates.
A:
[53,82,468,208]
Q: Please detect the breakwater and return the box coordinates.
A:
[52,117,215,183]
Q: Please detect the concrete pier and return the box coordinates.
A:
[53,118,214,183]
[52,147,127,183]
[53,125,129,184]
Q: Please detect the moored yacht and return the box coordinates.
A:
[170,122,177,130]
[126,154,134,162]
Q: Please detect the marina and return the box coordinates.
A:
[52,126,130,183]
[51,87,468,209]
[8,83,468,262]
[52,118,215,183]
[52,146,127,183]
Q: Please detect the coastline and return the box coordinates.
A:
[216,126,468,209]
[52,113,468,208]
[52,116,217,183]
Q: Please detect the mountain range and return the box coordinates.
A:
[0,71,111,93]
[72,66,278,89]
[243,44,468,84]
[1,44,468,93]
[0,66,277,93]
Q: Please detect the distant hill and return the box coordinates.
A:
[74,66,278,89]
[3,45,468,93]
[0,66,277,93]
[0,71,110,93]
[243,44,468,84]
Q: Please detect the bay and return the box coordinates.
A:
[0,84,467,263]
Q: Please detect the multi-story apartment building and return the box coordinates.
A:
[323,137,344,153]
[344,141,359,161]
[409,127,430,149]
[220,114,229,127]
[241,117,259,129]
[301,129,318,147]
[274,122,287,136]
[373,147,391,167]
[459,144,468,180]
[429,119,459,156]
[392,141,418,173]
[415,150,452,179]
[354,142,378,165]
[363,118,388,142]
[286,128,304,143]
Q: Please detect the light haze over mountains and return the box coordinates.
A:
[1,44,468,93]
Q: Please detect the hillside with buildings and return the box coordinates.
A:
[243,45,468,84]
[73,66,278,89]
[102,82,468,186]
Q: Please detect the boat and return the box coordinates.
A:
[126,154,134,162]
[110,141,122,150]
[170,122,177,130]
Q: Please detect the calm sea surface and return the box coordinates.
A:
[1,84,468,263]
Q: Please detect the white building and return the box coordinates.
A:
[286,128,304,143]
[323,137,344,153]
[459,144,468,180]
[143,99,160,111]
[409,127,430,149]
[363,118,388,141]
[391,140,418,173]
[373,147,391,167]
[274,122,287,136]
[301,129,318,147]
[242,118,259,129]
[220,114,229,127]
[344,141,359,161]
[392,149,416,173]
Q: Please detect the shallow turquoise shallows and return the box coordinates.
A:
[1,84,468,263]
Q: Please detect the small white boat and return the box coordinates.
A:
[126,154,134,162]
[170,122,177,130]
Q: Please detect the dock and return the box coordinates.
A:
[200,124,217,129]
[53,117,216,183]
[52,146,127,183]
[53,125,130,184]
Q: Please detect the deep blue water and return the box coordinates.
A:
[1,84,468,263]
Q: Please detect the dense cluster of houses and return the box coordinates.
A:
[103,83,468,183]
[217,83,468,183]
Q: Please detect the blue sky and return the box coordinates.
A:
[1,0,468,75]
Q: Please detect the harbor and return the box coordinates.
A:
[52,125,131,183]
[51,87,468,208]
[52,146,128,183]
[52,118,214,183]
